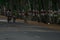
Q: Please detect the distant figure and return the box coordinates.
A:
[24,12,28,23]
[37,14,40,22]
[7,10,12,23]
[13,15,16,23]
[53,12,58,24]
[13,11,16,23]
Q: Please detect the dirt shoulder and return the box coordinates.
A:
[16,19,60,31]
[27,21,60,31]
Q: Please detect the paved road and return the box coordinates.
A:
[0,31,60,40]
[0,19,60,40]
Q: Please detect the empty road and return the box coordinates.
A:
[0,19,60,40]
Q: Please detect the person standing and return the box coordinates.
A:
[53,11,58,24]
[57,12,60,24]
[40,11,45,23]
[7,10,12,23]
[37,13,40,22]
[13,10,17,23]
[48,10,54,24]
[24,12,28,23]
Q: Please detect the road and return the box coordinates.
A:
[0,19,60,40]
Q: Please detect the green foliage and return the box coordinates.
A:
[0,0,59,11]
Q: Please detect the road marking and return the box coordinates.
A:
[0,20,7,22]
[24,32,27,33]
[0,30,60,32]
[34,35,40,38]
[5,34,8,35]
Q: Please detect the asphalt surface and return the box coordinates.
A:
[0,20,60,40]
